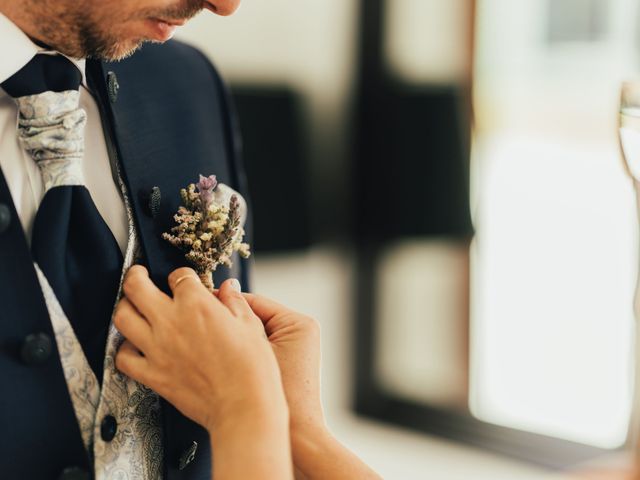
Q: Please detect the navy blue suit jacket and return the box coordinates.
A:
[0,40,251,479]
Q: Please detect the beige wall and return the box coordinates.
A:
[176,1,359,235]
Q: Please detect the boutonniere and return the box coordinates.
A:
[162,174,251,292]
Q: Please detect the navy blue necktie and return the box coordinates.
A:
[2,54,123,383]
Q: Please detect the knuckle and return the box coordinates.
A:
[190,288,211,307]
[168,267,196,284]
[148,371,167,393]
[113,302,129,329]
[154,354,171,372]
[125,266,147,287]
[181,292,206,312]
[226,289,244,302]
[113,311,124,330]
[240,311,257,324]
[129,264,148,277]
[160,318,178,337]
[115,351,131,374]
[300,315,320,334]
[193,299,213,320]
[123,275,142,297]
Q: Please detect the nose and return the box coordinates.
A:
[203,0,241,16]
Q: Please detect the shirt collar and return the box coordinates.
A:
[0,11,88,89]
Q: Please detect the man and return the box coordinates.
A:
[0,0,248,478]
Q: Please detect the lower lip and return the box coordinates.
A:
[146,19,179,41]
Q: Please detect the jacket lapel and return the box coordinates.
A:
[87,56,219,478]
[86,57,235,295]
[86,59,185,294]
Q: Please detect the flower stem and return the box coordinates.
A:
[199,271,214,292]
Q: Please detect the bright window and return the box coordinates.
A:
[470,0,639,449]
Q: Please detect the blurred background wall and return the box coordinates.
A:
[178,0,358,243]
[175,0,640,478]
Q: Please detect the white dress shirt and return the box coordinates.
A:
[0,12,128,253]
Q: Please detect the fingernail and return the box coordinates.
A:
[230,279,241,292]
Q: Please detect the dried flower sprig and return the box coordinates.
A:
[162,174,251,292]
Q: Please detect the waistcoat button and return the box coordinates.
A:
[20,332,53,365]
[101,414,118,442]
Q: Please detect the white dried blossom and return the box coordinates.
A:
[162,175,251,292]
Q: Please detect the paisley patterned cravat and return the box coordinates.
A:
[2,54,123,382]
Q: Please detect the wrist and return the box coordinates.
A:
[290,424,336,475]
[291,425,382,480]
[211,405,290,445]
[208,389,289,436]
[210,402,292,480]
[204,368,289,431]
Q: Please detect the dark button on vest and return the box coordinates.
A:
[100,414,118,442]
[20,332,53,365]
[58,466,91,480]
[0,203,10,233]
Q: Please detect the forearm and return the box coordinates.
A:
[210,407,293,480]
[292,426,381,480]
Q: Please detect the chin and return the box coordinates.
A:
[96,39,145,61]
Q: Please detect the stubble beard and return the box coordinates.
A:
[32,0,203,61]
[77,17,144,62]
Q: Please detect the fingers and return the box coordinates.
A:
[123,265,171,320]
[168,267,201,291]
[242,293,321,339]
[168,267,209,299]
[168,268,233,322]
[217,279,255,318]
[115,340,149,384]
[242,292,290,324]
[113,298,153,354]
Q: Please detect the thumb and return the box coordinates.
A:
[242,293,290,324]
[218,278,254,318]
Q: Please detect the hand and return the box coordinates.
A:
[240,293,324,441]
[115,265,377,480]
[114,265,286,431]
[114,266,292,480]
[241,294,381,480]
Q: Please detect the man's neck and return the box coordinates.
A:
[0,1,61,53]
[0,3,31,38]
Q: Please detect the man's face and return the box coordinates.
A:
[29,0,240,60]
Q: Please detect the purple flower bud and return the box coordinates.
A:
[197,174,217,208]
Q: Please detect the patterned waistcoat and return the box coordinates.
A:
[35,164,163,480]
[33,160,247,479]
